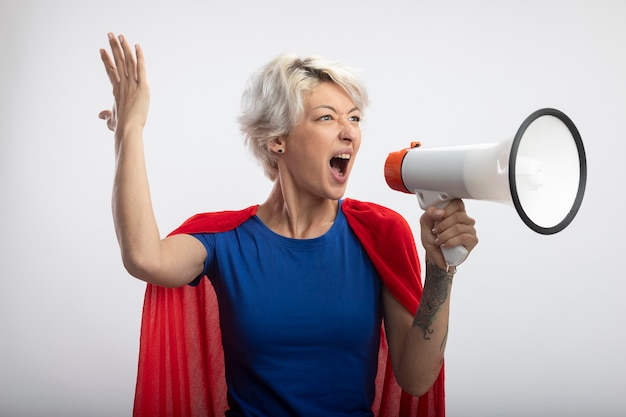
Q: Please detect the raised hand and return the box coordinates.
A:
[98,33,149,135]
[420,199,478,270]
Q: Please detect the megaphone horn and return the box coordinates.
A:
[384,108,587,267]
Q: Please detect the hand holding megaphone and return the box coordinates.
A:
[419,193,472,268]
[419,196,474,270]
[385,108,587,268]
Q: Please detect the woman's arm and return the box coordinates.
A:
[99,33,205,287]
[383,199,477,396]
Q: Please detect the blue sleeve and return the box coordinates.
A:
[188,233,216,286]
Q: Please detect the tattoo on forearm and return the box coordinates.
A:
[413,261,453,341]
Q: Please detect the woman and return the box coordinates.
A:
[99,33,478,417]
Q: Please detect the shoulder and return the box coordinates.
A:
[168,205,259,236]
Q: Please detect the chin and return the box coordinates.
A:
[327,186,348,201]
[322,173,350,200]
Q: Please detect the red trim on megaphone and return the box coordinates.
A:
[384,148,409,193]
[385,142,421,194]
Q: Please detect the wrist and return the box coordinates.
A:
[116,121,144,135]
[425,259,456,280]
[424,250,450,274]
[115,123,145,145]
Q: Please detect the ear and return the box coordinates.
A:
[268,137,286,154]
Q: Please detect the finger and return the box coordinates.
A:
[100,48,120,87]
[436,223,474,247]
[420,206,445,230]
[441,199,465,217]
[135,44,147,85]
[420,209,444,249]
[108,32,127,80]
[431,200,472,232]
[119,34,138,81]
[429,204,473,240]
[98,110,116,132]
[433,212,470,234]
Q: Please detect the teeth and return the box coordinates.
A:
[334,153,351,160]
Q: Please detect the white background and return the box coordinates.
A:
[1,1,624,416]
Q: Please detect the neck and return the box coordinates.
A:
[256,182,339,239]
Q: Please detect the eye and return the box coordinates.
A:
[318,115,332,121]
[349,115,361,123]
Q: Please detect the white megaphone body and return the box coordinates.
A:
[384,108,587,267]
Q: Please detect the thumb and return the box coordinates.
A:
[423,207,445,228]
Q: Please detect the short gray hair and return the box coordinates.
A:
[238,54,369,181]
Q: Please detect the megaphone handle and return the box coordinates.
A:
[415,191,469,267]
[441,242,468,268]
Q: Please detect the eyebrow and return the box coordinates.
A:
[312,105,360,113]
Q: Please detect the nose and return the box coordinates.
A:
[339,118,359,142]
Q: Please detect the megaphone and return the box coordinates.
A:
[384,108,587,267]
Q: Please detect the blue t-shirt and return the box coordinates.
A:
[192,203,382,416]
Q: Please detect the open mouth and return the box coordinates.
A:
[330,153,351,177]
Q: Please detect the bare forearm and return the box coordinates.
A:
[112,125,161,279]
[413,261,453,355]
[397,261,454,395]
[392,198,476,395]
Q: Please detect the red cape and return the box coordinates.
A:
[132,198,445,416]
